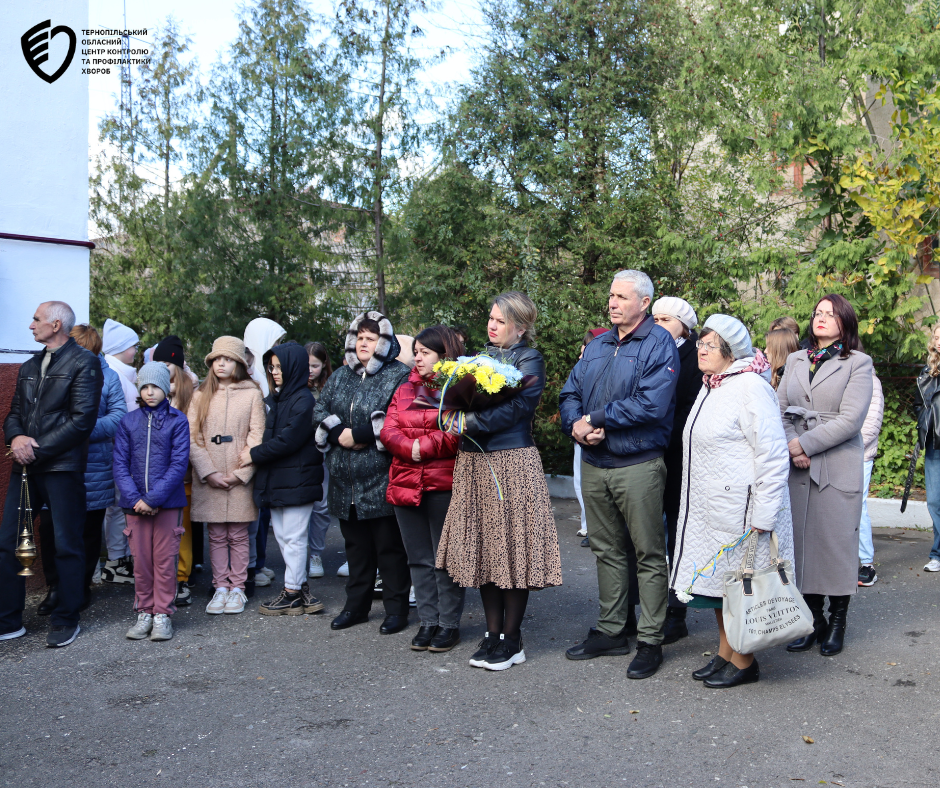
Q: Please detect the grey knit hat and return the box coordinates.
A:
[137,361,171,397]
[703,314,754,359]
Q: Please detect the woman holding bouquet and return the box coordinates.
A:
[437,291,562,671]
[381,326,466,653]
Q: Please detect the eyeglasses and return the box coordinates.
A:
[266,364,282,374]
[695,340,722,352]
[812,311,836,321]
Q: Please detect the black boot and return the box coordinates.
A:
[819,595,849,656]
[787,593,826,652]
[662,606,688,645]
[37,586,58,616]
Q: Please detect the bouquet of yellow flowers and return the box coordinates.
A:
[408,354,536,414]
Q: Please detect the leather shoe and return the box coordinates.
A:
[330,610,368,630]
[626,641,663,679]
[565,627,631,660]
[428,627,461,652]
[692,654,728,681]
[704,658,760,688]
[37,586,58,616]
[379,614,409,635]
[411,625,438,650]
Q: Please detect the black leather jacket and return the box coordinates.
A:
[3,337,103,473]
[916,366,940,450]
[461,342,545,452]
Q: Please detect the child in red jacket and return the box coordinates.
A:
[381,326,465,653]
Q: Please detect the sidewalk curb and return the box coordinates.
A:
[545,474,931,530]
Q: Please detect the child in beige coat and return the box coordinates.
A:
[188,337,265,615]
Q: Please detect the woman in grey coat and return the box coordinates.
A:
[777,294,873,657]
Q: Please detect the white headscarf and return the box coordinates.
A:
[243,317,286,397]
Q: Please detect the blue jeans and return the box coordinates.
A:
[926,447,940,560]
[858,460,875,564]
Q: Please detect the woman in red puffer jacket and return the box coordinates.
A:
[381,325,466,654]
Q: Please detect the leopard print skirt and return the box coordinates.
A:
[436,447,562,590]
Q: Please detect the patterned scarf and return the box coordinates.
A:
[807,341,843,381]
[704,349,771,389]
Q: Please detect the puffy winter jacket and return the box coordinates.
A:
[381,367,460,507]
[113,398,190,510]
[3,337,103,473]
[84,355,128,510]
[459,342,545,453]
[250,342,323,508]
[559,317,680,467]
[669,358,794,599]
[314,312,410,520]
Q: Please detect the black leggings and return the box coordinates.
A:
[479,583,529,639]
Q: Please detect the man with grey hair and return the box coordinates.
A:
[559,270,679,679]
[0,302,102,647]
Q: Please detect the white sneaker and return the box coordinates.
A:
[260,567,275,579]
[206,587,229,614]
[126,613,153,640]
[150,614,173,641]
[308,555,324,578]
[925,558,940,572]
[337,561,349,577]
[254,571,271,587]
[224,588,247,614]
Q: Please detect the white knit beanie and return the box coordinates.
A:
[651,297,697,329]
[102,318,140,356]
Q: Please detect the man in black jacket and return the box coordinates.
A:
[0,302,102,647]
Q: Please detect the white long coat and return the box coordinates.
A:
[670,358,794,599]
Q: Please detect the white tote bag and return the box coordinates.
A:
[722,531,814,654]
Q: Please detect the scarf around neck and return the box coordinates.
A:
[704,349,771,389]
[807,341,843,381]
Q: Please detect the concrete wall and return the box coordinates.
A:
[0,1,90,581]
[0,0,91,363]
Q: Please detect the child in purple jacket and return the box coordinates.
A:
[114,362,190,641]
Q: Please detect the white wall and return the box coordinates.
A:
[0,1,90,361]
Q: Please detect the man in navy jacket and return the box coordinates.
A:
[559,270,679,679]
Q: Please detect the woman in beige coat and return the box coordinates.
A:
[777,294,873,657]
[188,337,265,616]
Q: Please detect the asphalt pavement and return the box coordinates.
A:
[0,498,937,788]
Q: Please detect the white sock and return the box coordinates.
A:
[216,587,228,593]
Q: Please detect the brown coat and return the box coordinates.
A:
[188,380,266,523]
[778,349,873,596]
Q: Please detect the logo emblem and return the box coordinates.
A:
[21,20,76,84]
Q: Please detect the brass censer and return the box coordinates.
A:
[14,468,36,576]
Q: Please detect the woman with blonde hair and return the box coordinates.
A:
[188,337,266,615]
[916,324,940,573]
[764,328,799,390]
[437,291,562,670]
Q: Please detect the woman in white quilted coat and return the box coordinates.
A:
[670,314,794,689]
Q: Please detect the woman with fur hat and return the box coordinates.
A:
[114,363,191,642]
[314,312,411,634]
[189,337,266,616]
[243,341,325,616]
[651,296,701,644]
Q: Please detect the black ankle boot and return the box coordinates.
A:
[37,586,58,616]
[662,606,688,645]
[819,595,849,656]
[787,593,826,652]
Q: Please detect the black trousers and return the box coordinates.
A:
[39,506,106,598]
[0,471,86,631]
[339,507,410,617]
